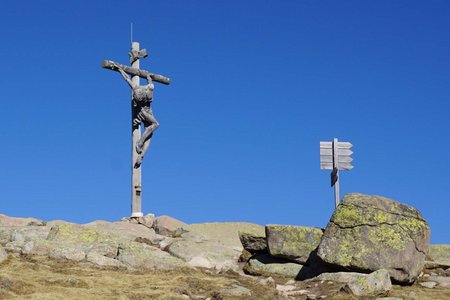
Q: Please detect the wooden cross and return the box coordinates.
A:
[102,42,170,217]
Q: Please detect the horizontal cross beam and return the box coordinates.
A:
[101,60,171,85]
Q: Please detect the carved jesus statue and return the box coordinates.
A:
[116,65,159,167]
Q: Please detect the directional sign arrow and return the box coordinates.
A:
[320,156,354,163]
[320,162,353,170]
[320,148,353,156]
[320,141,353,149]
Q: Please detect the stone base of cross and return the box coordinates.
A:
[102,42,170,217]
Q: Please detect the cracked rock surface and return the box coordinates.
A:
[317,193,430,284]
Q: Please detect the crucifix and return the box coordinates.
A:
[101,42,170,217]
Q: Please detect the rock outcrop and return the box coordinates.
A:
[317,193,430,284]
[1,193,442,299]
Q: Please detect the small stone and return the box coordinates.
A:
[408,291,417,299]
[419,281,437,288]
[306,294,317,300]
[259,277,275,287]
[345,269,392,297]
[0,248,7,263]
[285,279,296,285]
[376,297,403,300]
[187,256,213,269]
[276,284,296,292]
[222,284,251,297]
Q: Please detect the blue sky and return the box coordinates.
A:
[1,1,449,243]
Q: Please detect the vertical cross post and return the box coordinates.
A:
[332,138,340,208]
[131,42,143,217]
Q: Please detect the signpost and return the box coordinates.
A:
[320,138,353,208]
[102,42,170,218]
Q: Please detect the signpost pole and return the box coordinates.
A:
[332,138,340,208]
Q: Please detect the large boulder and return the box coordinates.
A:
[317,193,430,284]
[266,225,323,263]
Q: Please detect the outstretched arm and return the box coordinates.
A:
[117,67,135,89]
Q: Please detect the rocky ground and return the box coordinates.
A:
[1,193,450,299]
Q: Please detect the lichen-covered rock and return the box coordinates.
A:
[243,254,303,278]
[266,225,323,263]
[345,269,392,297]
[116,241,186,270]
[239,232,266,253]
[317,193,430,284]
[83,220,160,244]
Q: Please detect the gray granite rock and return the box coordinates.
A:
[116,241,187,270]
[317,193,430,284]
[239,232,266,253]
[243,254,303,278]
[154,215,187,236]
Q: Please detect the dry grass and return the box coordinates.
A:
[0,255,279,300]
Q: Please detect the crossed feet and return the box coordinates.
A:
[134,142,145,167]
